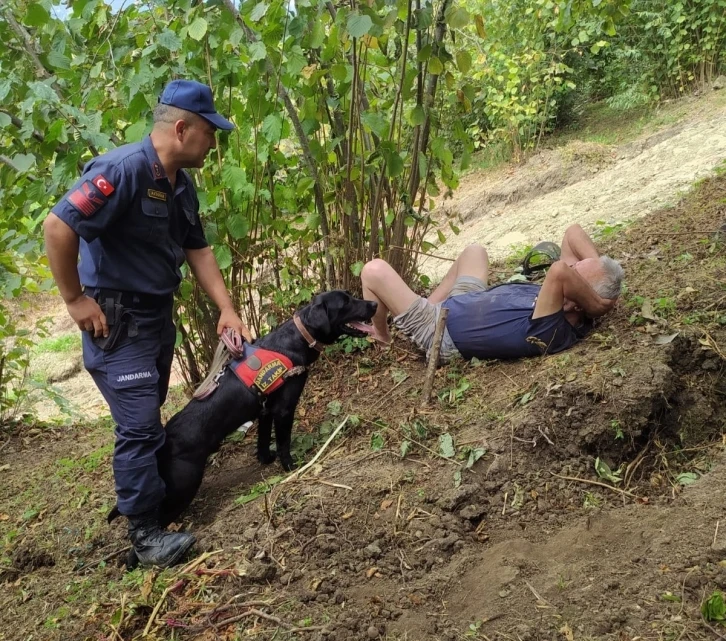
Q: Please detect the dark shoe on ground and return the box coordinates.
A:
[127,511,195,568]
[522,241,561,278]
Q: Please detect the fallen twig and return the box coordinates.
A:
[143,579,187,637]
[77,546,131,573]
[550,472,638,498]
[714,520,721,548]
[315,479,352,491]
[176,549,223,576]
[524,579,552,608]
[182,607,328,634]
[702,618,726,641]
[280,415,349,485]
[370,374,410,411]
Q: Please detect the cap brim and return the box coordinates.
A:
[200,112,235,131]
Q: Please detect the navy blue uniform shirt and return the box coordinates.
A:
[52,136,208,296]
[443,283,592,360]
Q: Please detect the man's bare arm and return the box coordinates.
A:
[533,261,614,319]
[560,224,600,266]
[43,213,108,337]
[184,247,252,341]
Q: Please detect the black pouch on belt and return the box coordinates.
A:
[91,293,139,352]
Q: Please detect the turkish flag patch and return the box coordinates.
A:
[67,180,108,218]
[92,174,115,196]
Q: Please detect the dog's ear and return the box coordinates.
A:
[303,293,333,340]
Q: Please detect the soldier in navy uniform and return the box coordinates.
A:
[43,80,252,567]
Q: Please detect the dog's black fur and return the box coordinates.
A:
[110,291,376,532]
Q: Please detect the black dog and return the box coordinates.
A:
[110,291,376,534]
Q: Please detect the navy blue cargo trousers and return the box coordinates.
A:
[82,298,176,516]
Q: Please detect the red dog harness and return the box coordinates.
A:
[229,345,294,397]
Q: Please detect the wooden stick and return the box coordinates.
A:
[423,307,449,404]
[550,472,638,498]
[144,581,179,636]
[76,546,131,573]
[315,479,352,490]
[280,415,348,485]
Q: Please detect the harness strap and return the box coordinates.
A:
[192,341,308,403]
[293,314,327,352]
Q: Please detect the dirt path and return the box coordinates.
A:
[421,92,726,279]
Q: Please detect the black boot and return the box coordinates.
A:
[127,511,196,568]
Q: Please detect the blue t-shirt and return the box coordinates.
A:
[51,136,208,296]
[442,283,591,360]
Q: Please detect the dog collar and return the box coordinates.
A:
[294,314,327,352]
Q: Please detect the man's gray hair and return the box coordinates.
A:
[153,103,197,125]
[593,255,624,299]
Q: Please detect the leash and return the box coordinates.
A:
[192,322,313,402]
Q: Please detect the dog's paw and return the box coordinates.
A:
[279,455,296,472]
[257,450,277,465]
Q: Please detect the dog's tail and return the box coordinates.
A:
[107,505,122,524]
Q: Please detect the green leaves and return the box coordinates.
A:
[360,111,388,138]
[702,591,726,622]
[250,3,269,22]
[438,433,455,458]
[406,105,426,126]
[124,120,148,143]
[347,12,373,38]
[261,114,282,142]
[226,214,250,240]
[445,6,469,29]
[188,17,208,41]
[456,51,472,74]
[158,29,182,51]
[26,3,50,27]
[248,40,267,61]
[10,154,36,173]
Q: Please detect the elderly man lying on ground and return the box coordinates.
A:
[360,224,624,362]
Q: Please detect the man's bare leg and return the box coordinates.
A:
[361,245,489,343]
[361,259,420,344]
[428,244,489,304]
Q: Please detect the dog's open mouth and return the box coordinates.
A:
[343,322,375,338]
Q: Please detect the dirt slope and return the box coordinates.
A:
[422,91,726,280]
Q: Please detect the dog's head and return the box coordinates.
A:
[299,290,377,344]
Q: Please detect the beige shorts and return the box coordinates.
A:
[393,276,487,363]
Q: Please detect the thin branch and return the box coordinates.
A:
[550,472,638,498]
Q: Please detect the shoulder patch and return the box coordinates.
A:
[147,189,167,201]
[67,180,108,218]
[91,174,115,196]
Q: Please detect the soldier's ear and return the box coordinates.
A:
[174,119,187,140]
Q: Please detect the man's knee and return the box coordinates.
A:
[361,258,393,287]
[460,244,488,262]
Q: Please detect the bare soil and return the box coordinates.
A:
[422,89,726,279]
[2,94,726,641]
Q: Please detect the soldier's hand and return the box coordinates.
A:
[217,308,253,343]
[67,295,109,338]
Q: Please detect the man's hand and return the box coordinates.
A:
[534,261,617,320]
[67,295,108,337]
[217,307,253,342]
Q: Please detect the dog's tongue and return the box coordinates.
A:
[348,322,375,334]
